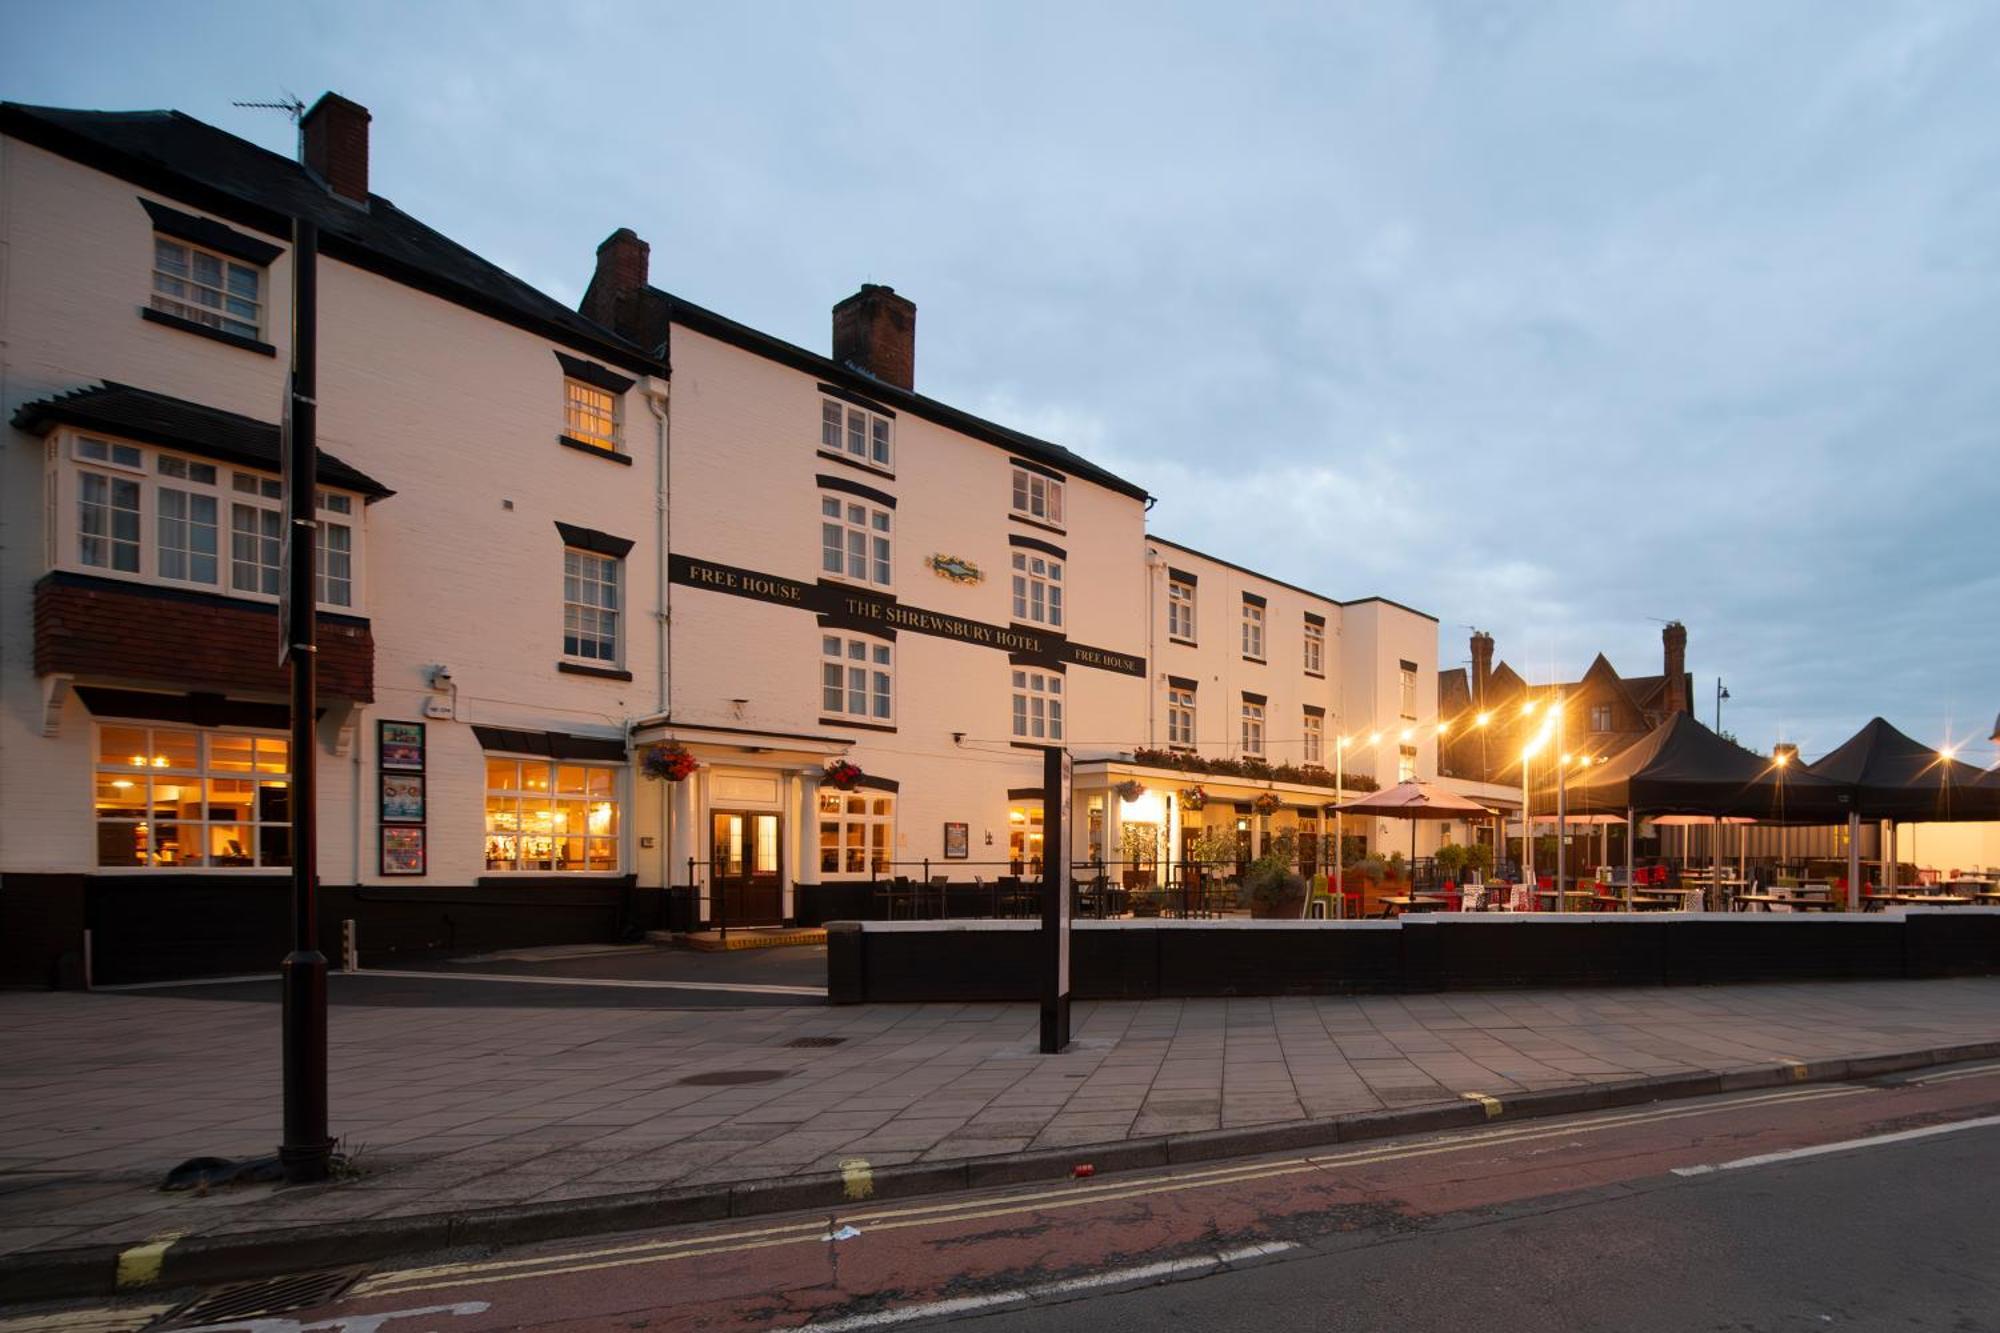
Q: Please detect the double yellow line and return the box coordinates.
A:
[355,1082,1869,1300]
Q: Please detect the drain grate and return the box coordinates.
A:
[785,1036,847,1048]
[677,1068,788,1086]
[155,1269,358,1327]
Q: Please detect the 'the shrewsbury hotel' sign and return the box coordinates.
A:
[671,554,1146,677]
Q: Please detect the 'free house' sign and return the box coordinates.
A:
[670,554,1145,677]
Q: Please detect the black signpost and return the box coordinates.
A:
[1040,744,1072,1054]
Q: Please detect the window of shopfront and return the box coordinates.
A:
[818,790,894,876]
[93,724,290,869]
[1009,802,1044,875]
[483,759,620,872]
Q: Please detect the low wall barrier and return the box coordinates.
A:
[825,909,2000,1004]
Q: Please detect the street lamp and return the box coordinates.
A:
[1333,732,1347,919]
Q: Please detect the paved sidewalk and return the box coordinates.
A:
[4,976,2000,1263]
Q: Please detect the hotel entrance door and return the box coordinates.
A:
[711,810,783,926]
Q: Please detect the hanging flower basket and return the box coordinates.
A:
[640,743,698,783]
[1179,785,1208,811]
[1254,792,1283,816]
[1113,779,1146,803]
[822,760,865,791]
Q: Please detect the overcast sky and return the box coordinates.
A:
[7,1,1996,764]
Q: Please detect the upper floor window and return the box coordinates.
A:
[1304,619,1324,674]
[1167,685,1196,747]
[821,497,892,587]
[1241,601,1265,661]
[1303,711,1324,764]
[152,237,262,341]
[1011,467,1064,527]
[1399,743,1419,782]
[1011,551,1063,627]
[563,548,621,663]
[1589,703,1614,732]
[58,432,360,611]
[1399,663,1418,719]
[1011,668,1063,742]
[94,723,290,869]
[1168,579,1195,641]
[822,399,892,471]
[565,379,621,452]
[1241,699,1266,755]
[823,634,894,723]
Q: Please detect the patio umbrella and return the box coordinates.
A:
[1332,781,1497,909]
[1807,717,2000,905]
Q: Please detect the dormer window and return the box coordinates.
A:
[152,237,262,342]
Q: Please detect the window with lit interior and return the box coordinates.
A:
[819,790,894,876]
[93,725,290,869]
[564,378,621,452]
[484,759,620,872]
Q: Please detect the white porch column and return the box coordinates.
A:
[1104,788,1124,879]
[789,767,820,922]
[668,770,697,891]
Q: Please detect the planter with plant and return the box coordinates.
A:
[1119,823,1159,889]
[1239,830,1306,918]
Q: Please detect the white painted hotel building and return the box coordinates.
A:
[0,94,1438,985]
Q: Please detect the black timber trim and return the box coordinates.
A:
[554,351,636,395]
[140,306,277,356]
[820,716,898,734]
[817,613,896,642]
[817,382,896,418]
[1303,704,1326,717]
[1304,611,1327,626]
[558,434,632,465]
[1007,787,1045,800]
[1241,690,1269,706]
[470,725,626,761]
[554,521,635,559]
[816,474,897,508]
[140,197,283,265]
[557,661,633,682]
[815,449,896,481]
[1399,658,1420,673]
[36,569,370,628]
[74,686,291,730]
[1008,534,1067,559]
[1167,675,1199,691]
[1241,591,1268,608]
[853,774,900,792]
[1147,534,1438,623]
[1009,653,1065,672]
[1007,512,1066,536]
[1166,566,1198,586]
[1009,455,1067,484]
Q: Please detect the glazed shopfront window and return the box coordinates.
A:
[93,724,290,868]
[484,759,620,872]
[818,790,894,876]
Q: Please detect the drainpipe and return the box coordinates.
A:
[645,379,671,892]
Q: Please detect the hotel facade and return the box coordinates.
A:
[0,94,1438,986]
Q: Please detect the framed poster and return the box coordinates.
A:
[379,720,426,772]
[943,821,969,860]
[381,826,426,876]
[380,772,425,824]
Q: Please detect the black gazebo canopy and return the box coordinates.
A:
[1535,713,1850,822]
[1806,717,2000,822]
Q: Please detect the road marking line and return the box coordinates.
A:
[766,1242,1299,1332]
[355,1084,1869,1298]
[358,969,827,997]
[113,1233,180,1288]
[0,1306,173,1333]
[1671,1113,2000,1177]
[1461,1091,1503,1118]
[1909,1062,2000,1086]
[841,1157,874,1201]
[95,974,278,991]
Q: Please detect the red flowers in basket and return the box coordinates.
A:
[640,744,698,782]
[823,760,865,791]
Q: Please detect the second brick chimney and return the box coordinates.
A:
[580,228,650,338]
[832,284,915,391]
[1469,631,1494,707]
[301,92,371,204]
[1662,621,1689,716]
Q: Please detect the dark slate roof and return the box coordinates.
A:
[641,287,1151,502]
[12,382,393,499]
[1438,667,1471,712]
[1,103,662,377]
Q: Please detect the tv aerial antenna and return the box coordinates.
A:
[232,95,306,123]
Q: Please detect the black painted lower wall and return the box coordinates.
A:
[0,872,645,987]
[825,913,2000,1004]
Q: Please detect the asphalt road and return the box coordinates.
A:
[70,1056,1994,1333]
[120,943,828,1008]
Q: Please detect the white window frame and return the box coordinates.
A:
[1400,667,1418,720]
[1241,699,1266,756]
[820,398,893,472]
[92,722,291,871]
[1304,620,1324,674]
[1303,712,1324,764]
[1011,667,1064,742]
[564,378,622,452]
[1399,744,1419,782]
[1168,579,1196,641]
[820,496,893,588]
[1010,551,1064,627]
[1010,467,1065,527]
[483,757,622,874]
[822,633,894,723]
[151,235,263,341]
[53,430,362,612]
[818,789,895,878]
[1167,686,1196,748]
[563,547,622,664]
[1241,601,1265,661]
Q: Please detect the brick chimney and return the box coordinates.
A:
[1469,631,1494,707]
[580,228,650,337]
[1662,621,1689,716]
[300,92,371,204]
[832,284,915,390]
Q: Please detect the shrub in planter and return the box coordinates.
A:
[1238,830,1305,917]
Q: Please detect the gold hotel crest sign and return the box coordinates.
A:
[927,553,983,585]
